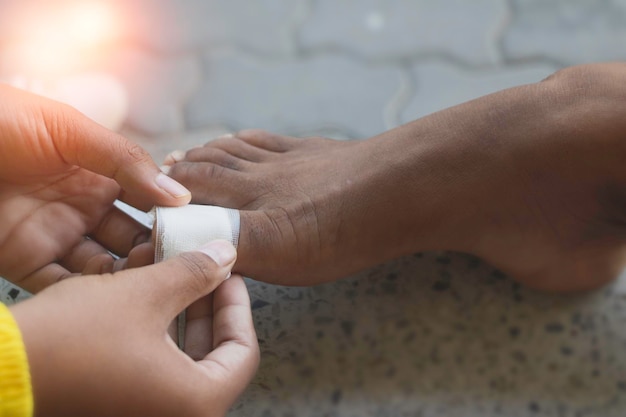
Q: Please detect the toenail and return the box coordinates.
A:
[165,150,186,163]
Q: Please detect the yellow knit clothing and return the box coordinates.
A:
[0,303,32,417]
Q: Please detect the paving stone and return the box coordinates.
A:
[120,0,306,55]
[102,46,201,136]
[185,51,405,138]
[503,0,626,65]
[401,61,558,123]
[299,0,508,65]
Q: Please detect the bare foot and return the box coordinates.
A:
[167,63,626,292]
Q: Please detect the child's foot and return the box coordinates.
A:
[167,63,626,292]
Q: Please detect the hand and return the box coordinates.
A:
[10,239,259,417]
[0,84,191,292]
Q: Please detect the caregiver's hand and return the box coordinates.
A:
[10,239,259,417]
[0,84,191,292]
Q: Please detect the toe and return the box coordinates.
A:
[184,147,251,171]
[236,129,300,152]
[168,161,256,208]
[198,137,275,162]
[163,149,187,166]
[172,132,279,165]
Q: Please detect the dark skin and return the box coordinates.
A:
[165,63,626,293]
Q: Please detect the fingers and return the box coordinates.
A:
[197,275,259,402]
[20,241,154,292]
[184,293,214,360]
[41,99,191,210]
[88,206,151,257]
[17,263,74,293]
[82,254,115,275]
[124,243,155,269]
[128,240,237,322]
[59,238,111,272]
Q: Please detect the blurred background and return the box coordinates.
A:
[2,0,626,416]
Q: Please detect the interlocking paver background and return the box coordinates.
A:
[113,0,626,158]
[2,1,626,416]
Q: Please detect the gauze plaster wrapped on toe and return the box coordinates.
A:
[150,204,240,351]
[151,205,240,262]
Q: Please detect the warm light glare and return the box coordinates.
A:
[1,1,129,131]
[66,2,116,48]
[9,1,121,77]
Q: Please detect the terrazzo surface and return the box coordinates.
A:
[2,1,626,415]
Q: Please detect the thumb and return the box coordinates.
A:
[130,240,237,320]
[46,101,191,210]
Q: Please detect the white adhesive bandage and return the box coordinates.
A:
[152,205,240,262]
[150,204,240,351]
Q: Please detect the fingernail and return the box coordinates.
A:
[198,240,237,267]
[160,165,171,174]
[155,173,190,198]
[216,133,234,140]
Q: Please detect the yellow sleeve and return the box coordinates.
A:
[0,303,33,417]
